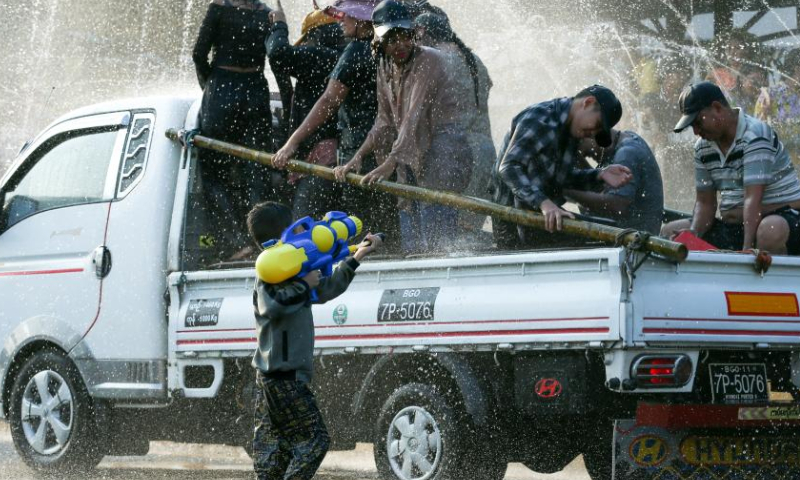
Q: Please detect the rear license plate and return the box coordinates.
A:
[709,363,768,404]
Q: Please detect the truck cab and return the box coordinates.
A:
[0,97,193,468]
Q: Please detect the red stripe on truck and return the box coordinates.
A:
[175,327,611,345]
[0,268,84,277]
[643,328,800,336]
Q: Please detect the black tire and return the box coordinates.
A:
[8,349,104,473]
[373,382,505,480]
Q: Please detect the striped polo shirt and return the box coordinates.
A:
[694,109,800,212]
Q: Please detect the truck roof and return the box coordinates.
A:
[50,95,198,126]
[18,95,198,158]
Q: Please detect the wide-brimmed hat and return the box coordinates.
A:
[372,0,413,39]
[325,0,380,22]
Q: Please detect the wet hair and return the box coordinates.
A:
[406,0,448,20]
[415,13,481,106]
[572,90,602,111]
[246,201,293,247]
[306,23,345,50]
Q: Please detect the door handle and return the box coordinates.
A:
[92,245,112,279]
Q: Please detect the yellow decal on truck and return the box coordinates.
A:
[680,436,800,465]
[725,292,799,317]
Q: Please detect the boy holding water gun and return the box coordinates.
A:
[245,201,382,480]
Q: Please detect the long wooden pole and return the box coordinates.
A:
[166,129,688,262]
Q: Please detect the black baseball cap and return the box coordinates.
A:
[673,81,726,132]
[576,84,623,148]
[372,0,413,39]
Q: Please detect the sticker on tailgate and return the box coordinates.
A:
[377,288,439,322]
[185,298,223,327]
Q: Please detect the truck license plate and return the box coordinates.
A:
[377,288,439,322]
[709,363,768,404]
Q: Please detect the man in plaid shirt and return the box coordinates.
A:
[492,85,633,247]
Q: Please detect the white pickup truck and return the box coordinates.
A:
[1,96,799,480]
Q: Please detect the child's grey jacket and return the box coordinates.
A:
[252,257,359,383]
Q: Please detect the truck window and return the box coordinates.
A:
[117,113,154,197]
[1,129,119,229]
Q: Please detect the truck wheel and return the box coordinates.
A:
[8,349,104,473]
[373,383,505,480]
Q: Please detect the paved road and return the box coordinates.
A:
[0,422,590,479]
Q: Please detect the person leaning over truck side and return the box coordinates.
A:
[661,81,800,255]
[565,129,664,235]
[266,5,344,219]
[246,201,382,480]
[491,85,633,248]
[272,0,399,252]
[333,0,474,254]
[192,0,282,261]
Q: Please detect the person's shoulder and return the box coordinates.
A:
[619,131,654,152]
[512,102,549,126]
[338,39,370,61]
[742,112,775,139]
[694,136,711,153]
[417,46,449,69]
[419,45,443,59]
[615,131,657,165]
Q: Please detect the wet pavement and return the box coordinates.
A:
[0,422,590,479]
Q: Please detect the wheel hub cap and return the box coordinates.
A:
[20,370,74,456]
[386,406,443,480]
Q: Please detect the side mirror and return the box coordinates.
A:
[1,195,39,230]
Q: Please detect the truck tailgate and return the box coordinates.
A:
[631,252,800,347]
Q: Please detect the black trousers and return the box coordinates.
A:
[199,68,281,259]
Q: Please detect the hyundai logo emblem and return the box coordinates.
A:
[535,378,563,399]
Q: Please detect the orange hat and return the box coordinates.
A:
[295,10,338,45]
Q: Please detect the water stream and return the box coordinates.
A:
[1,0,797,211]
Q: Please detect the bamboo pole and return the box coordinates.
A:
[166,129,688,262]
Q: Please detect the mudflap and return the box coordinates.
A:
[612,403,800,480]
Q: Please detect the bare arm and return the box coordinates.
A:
[742,184,765,250]
[273,79,350,168]
[690,190,718,237]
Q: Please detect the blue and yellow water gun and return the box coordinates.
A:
[255,211,363,300]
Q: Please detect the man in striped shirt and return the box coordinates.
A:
[662,81,800,255]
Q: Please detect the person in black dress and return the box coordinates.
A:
[193,0,280,261]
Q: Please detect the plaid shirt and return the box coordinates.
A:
[493,97,602,209]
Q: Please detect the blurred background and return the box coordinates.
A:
[1,0,798,211]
